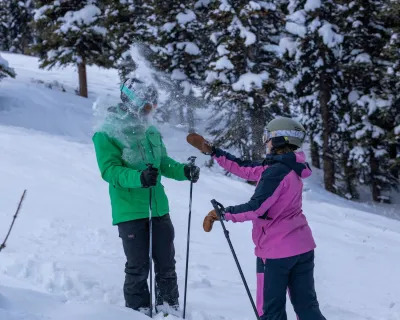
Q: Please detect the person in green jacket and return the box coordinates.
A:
[92,77,200,317]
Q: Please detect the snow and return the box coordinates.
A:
[249,1,262,10]
[217,45,230,56]
[176,10,196,25]
[171,69,187,81]
[90,25,107,36]
[33,5,51,21]
[279,37,297,57]
[354,53,372,64]
[218,0,232,12]
[180,81,192,96]
[205,71,229,84]
[357,94,391,116]
[227,17,256,46]
[286,22,306,38]
[213,56,234,70]
[162,22,176,32]
[176,42,200,55]
[348,90,360,104]
[318,23,344,48]
[315,57,324,67]
[1,52,400,320]
[395,124,400,135]
[195,0,211,8]
[287,10,307,25]
[232,72,269,92]
[0,54,10,68]
[305,0,321,11]
[263,44,282,55]
[59,5,102,33]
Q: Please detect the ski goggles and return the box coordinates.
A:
[120,84,147,109]
[120,82,158,109]
[263,129,306,144]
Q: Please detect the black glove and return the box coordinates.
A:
[184,165,200,183]
[140,166,159,187]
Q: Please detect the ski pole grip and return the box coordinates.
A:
[211,199,225,219]
[187,156,197,166]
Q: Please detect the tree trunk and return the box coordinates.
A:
[389,143,399,179]
[343,150,358,199]
[310,138,321,169]
[78,62,88,98]
[370,150,381,202]
[320,73,335,193]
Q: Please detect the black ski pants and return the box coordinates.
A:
[117,214,178,310]
[257,250,326,320]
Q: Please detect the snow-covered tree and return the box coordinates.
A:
[116,51,137,84]
[0,0,11,51]
[8,0,35,54]
[0,0,35,54]
[33,1,115,97]
[205,0,288,160]
[384,0,400,182]
[282,0,344,194]
[341,0,398,202]
[101,0,148,61]
[137,0,209,132]
[0,53,16,80]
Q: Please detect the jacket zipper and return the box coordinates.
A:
[136,140,155,216]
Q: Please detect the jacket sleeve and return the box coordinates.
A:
[92,132,143,188]
[213,148,268,181]
[224,166,288,223]
[159,139,188,181]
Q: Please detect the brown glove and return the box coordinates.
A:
[187,133,213,155]
[203,210,219,232]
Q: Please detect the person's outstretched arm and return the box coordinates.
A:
[224,165,287,222]
[212,147,268,181]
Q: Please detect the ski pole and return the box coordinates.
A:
[183,156,197,319]
[147,164,154,318]
[0,190,27,253]
[211,199,260,320]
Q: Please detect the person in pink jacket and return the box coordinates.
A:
[188,117,326,320]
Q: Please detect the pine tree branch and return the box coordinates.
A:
[0,190,27,253]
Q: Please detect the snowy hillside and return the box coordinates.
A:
[1,52,400,320]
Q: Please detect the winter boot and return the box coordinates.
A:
[155,303,181,317]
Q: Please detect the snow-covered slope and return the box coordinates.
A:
[1,52,400,320]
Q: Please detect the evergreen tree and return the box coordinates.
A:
[33,0,115,98]
[205,0,287,160]
[101,0,147,60]
[9,0,35,54]
[0,0,11,51]
[341,0,398,202]
[384,0,400,182]
[117,51,137,84]
[137,0,209,132]
[282,0,343,194]
[0,53,16,80]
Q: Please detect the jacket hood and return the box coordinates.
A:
[264,151,312,179]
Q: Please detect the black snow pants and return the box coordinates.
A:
[117,214,178,311]
[257,250,326,320]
